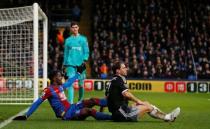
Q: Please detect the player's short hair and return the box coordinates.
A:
[70,21,79,27]
[112,61,124,74]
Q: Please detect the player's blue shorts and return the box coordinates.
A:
[62,102,84,120]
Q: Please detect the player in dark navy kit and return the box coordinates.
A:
[14,64,111,121]
[106,61,180,122]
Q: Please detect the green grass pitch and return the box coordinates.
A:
[0,91,210,129]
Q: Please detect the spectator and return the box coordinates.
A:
[100,63,108,79]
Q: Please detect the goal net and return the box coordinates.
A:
[0,3,48,104]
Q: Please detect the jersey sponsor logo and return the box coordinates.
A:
[71,47,82,51]
[58,92,67,101]
[129,82,152,91]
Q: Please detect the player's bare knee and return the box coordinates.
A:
[144,101,151,105]
[138,105,151,113]
[144,104,153,111]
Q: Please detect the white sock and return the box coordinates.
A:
[149,105,166,120]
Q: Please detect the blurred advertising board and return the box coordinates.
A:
[1,78,208,93]
[77,79,210,93]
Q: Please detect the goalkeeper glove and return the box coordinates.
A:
[13,115,27,120]
[77,63,86,74]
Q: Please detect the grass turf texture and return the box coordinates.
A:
[0,91,210,129]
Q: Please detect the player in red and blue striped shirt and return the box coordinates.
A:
[14,64,111,121]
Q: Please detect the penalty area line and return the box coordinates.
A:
[0,108,28,129]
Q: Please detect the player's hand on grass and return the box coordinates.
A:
[13,115,27,120]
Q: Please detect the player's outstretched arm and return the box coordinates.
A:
[62,63,86,89]
[62,74,79,89]
[25,98,43,117]
[13,98,44,121]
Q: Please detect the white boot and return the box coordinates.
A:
[165,107,181,122]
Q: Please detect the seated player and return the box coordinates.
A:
[14,64,111,121]
[106,61,180,122]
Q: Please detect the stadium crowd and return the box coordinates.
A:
[90,0,210,80]
[1,0,210,80]
[44,0,210,80]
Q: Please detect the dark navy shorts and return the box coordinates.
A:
[112,105,140,122]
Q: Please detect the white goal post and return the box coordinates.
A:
[0,3,48,104]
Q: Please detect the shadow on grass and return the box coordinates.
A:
[24,118,163,124]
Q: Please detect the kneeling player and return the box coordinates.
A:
[14,64,111,121]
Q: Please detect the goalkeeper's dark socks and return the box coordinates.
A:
[78,87,84,101]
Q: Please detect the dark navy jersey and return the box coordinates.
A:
[105,75,128,113]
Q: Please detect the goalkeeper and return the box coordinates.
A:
[63,21,89,104]
[14,64,111,121]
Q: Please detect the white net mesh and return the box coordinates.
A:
[0,6,34,27]
[0,5,46,104]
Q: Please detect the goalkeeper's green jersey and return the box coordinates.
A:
[63,34,89,66]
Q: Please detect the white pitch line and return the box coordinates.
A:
[0,108,28,129]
